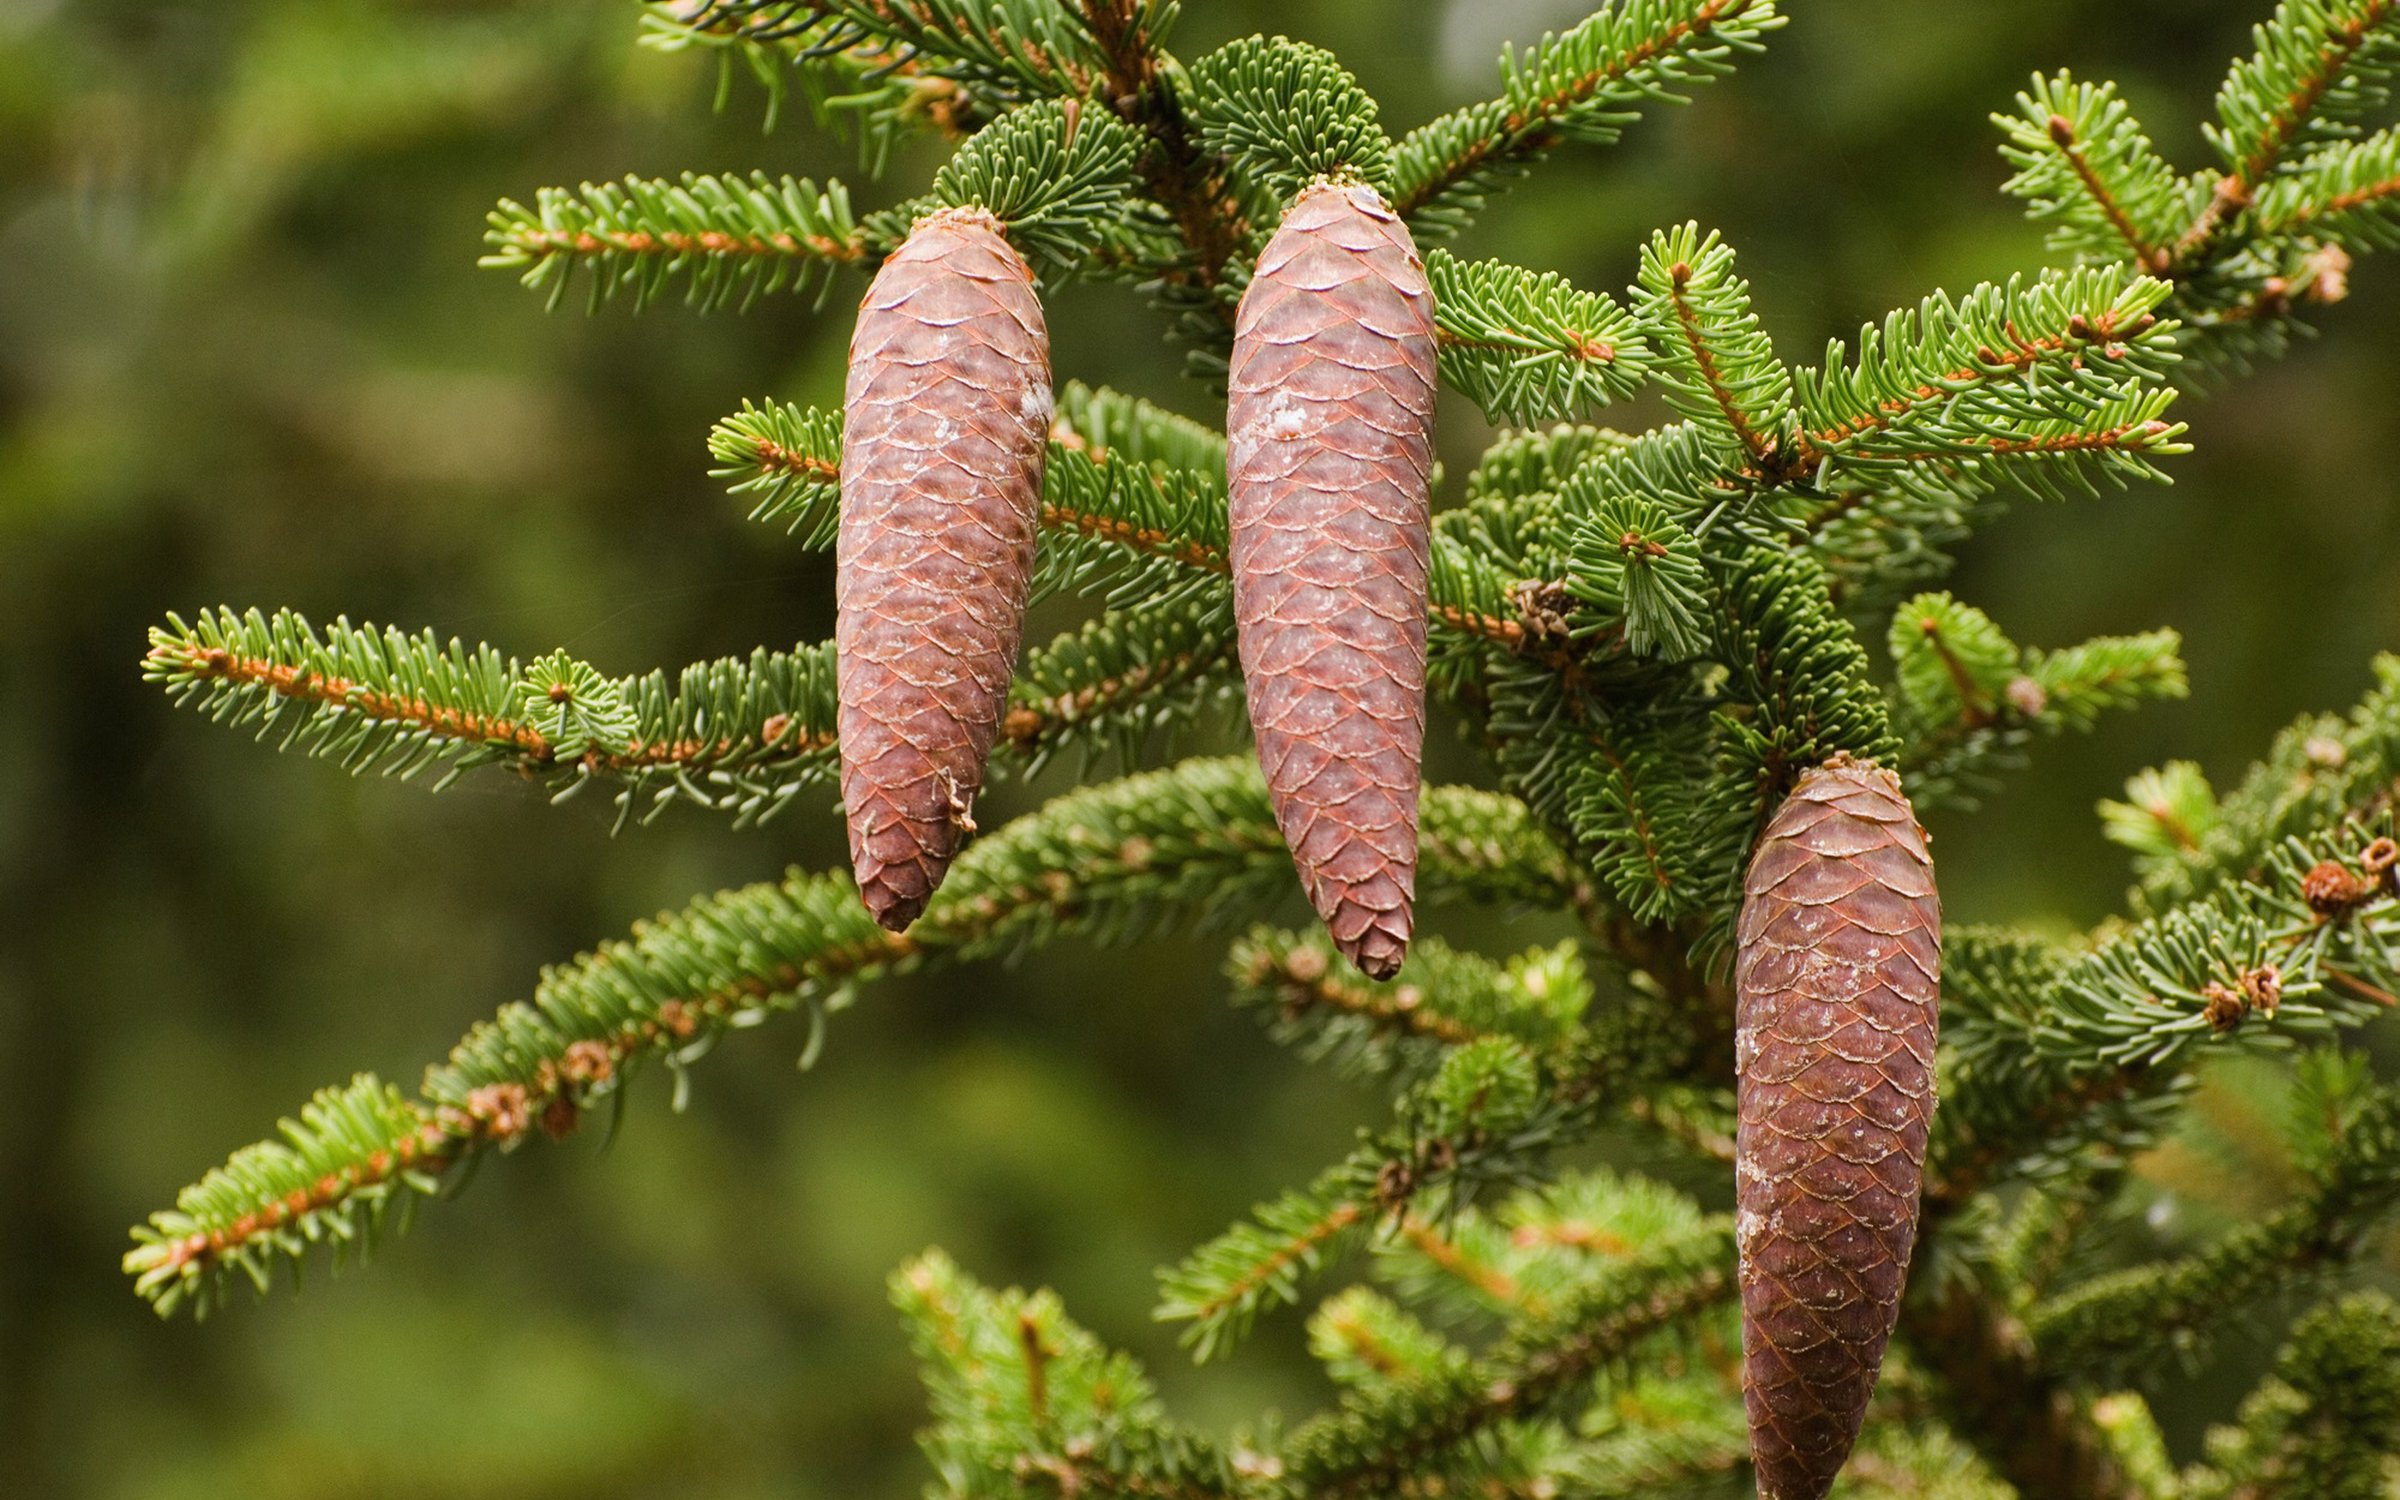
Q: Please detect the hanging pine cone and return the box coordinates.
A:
[1225,179,1438,981]
[837,207,1050,931]
[1734,756,1941,1500]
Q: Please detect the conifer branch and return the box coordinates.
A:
[894,1246,1244,1500]
[1228,929,1588,1085]
[2179,1291,2400,1499]
[1930,824,2400,1214]
[130,761,1577,1315]
[2178,0,2400,266]
[1280,1221,1736,1497]
[482,172,867,310]
[1391,0,1785,239]
[1636,224,1796,474]
[1428,251,1651,425]
[644,0,1121,97]
[1900,1279,2150,1500]
[714,394,1542,651]
[1996,74,2193,270]
[2258,126,2400,250]
[2026,1063,2400,1372]
[639,5,989,155]
[1889,593,2188,809]
[148,602,1238,828]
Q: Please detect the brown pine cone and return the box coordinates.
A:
[837,207,1050,930]
[1734,756,1942,1500]
[1225,180,1438,981]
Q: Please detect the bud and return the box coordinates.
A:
[1735,757,1941,1500]
[837,207,1051,930]
[1226,180,1438,980]
[2301,859,2369,917]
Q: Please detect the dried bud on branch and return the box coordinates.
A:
[1733,757,1941,1500]
[1226,180,1438,980]
[837,207,1050,930]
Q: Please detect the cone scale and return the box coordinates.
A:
[1733,756,1942,1500]
[836,207,1051,931]
[1225,179,1438,981]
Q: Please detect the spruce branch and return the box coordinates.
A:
[638,5,991,159]
[643,0,1123,97]
[1279,1220,1737,1497]
[2026,1060,2400,1373]
[894,1247,1241,1500]
[148,596,1245,830]
[2209,0,2400,196]
[130,760,1579,1315]
[2123,653,2400,912]
[1427,250,1651,426]
[1635,223,1798,476]
[122,1077,450,1319]
[713,392,1539,652]
[1391,0,1786,240]
[715,396,1230,606]
[1899,1277,2152,1500]
[1308,1286,1466,1391]
[1795,266,2184,488]
[1929,826,2400,1213]
[1888,593,2188,809]
[1227,928,1588,1088]
[481,171,866,311]
[2258,126,2400,250]
[923,97,1149,270]
[2169,0,2400,269]
[1161,970,1687,1362]
[1183,36,1393,208]
[2180,1290,2400,1500]
[1996,73,2196,270]
[1561,495,1709,660]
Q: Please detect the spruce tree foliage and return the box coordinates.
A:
[133,1,2400,1494]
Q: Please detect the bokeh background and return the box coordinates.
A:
[3,1,2397,1495]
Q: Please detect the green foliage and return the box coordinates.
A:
[2183,1290,2400,1500]
[2124,652,2400,911]
[1634,223,1797,471]
[1889,593,2188,807]
[1563,495,1710,659]
[481,171,865,311]
[128,5,2400,1497]
[894,1249,1236,1499]
[2260,124,2400,248]
[925,97,1148,269]
[1428,250,1651,425]
[1227,927,1589,1087]
[2209,0,2400,185]
[1392,0,1787,238]
[712,391,1229,608]
[1185,35,1393,206]
[1797,266,2185,496]
[637,3,998,161]
[640,0,1145,98]
[1997,72,2198,266]
[2027,1055,2400,1370]
[124,1077,441,1319]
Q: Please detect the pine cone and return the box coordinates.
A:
[837,207,1050,930]
[1225,180,1438,981]
[1734,756,1941,1500]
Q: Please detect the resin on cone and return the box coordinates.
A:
[837,206,1050,931]
[1225,179,1437,981]
[1733,755,1941,1500]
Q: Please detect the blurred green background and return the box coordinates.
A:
[3,2,2396,1495]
